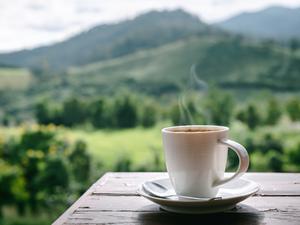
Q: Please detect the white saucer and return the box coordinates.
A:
[137,178,259,214]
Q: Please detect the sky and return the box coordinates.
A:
[0,0,299,53]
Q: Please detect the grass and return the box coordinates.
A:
[58,123,168,169]
[0,68,33,90]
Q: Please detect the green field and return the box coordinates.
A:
[58,123,167,169]
[0,67,32,90]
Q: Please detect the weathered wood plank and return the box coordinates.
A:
[53,173,111,225]
[63,196,300,225]
[63,211,300,225]
[53,173,300,225]
[93,172,300,196]
[75,196,300,213]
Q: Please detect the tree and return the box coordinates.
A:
[0,160,27,217]
[61,98,88,126]
[90,98,107,128]
[2,114,11,126]
[267,151,283,172]
[288,142,300,166]
[69,140,91,184]
[140,102,157,128]
[35,101,62,125]
[259,134,283,154]
[244,137,257,154]
[19,128,55,155]
[170,103,180,125]
[237,104,261,130]
[206,89,234,126]
[0,126,90,215]
[38,156,69,195]
[22,149,44,212]
[114,95,138,128]
[247,104,261,130]
[286,98,300,121]
[35,101,52,125]
[265,98,281,125]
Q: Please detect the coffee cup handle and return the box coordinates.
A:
[213,138,249,187]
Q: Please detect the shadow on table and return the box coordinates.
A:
[137,204,264,225]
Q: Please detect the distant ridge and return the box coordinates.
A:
[216,6,300,40]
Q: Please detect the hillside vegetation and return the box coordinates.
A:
[68,35,300,94]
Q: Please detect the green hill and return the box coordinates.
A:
[64,34,300,96]
[0,10,211,71]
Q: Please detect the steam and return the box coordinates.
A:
[178,64,207,125]
[179,95,195,125]
[188,64,207,91]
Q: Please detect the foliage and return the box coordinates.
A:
[69,140,91,184]
[0,160,27,216]
[140,101,158,128]
[114,95,138,128]
[170,103,181,125]
[0,125,91,216]
[267,151,283,172]
[288,142,300,165]
[259,134,283,154]
[35,95,159,129]
[206,88,234,126]
[114,154,132,172]
[90,98,110,128]
[236,103,261,130]
[61,98,88,126]
[265,98,282,125]
[286,97,300,121]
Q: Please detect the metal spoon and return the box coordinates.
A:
[143,181,221,201]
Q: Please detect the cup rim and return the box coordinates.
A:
[162,125,229,134]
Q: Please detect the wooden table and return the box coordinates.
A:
[53,172,300,225]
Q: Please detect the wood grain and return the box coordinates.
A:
[53,173,300,225]
[92,173,300,196]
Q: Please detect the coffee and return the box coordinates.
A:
[166,127,225,133]
[170,128,215,133]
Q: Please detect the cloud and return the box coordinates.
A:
[0,0,300,52]
[27,3,46,11]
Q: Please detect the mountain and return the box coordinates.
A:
[0,10,211,71]
[216,6,300,40]
[23,34,298,102]
[68,36,300,93]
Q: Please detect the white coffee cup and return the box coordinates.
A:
[162,125,249,198]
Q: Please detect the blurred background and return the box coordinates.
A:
[0,0,300,224]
